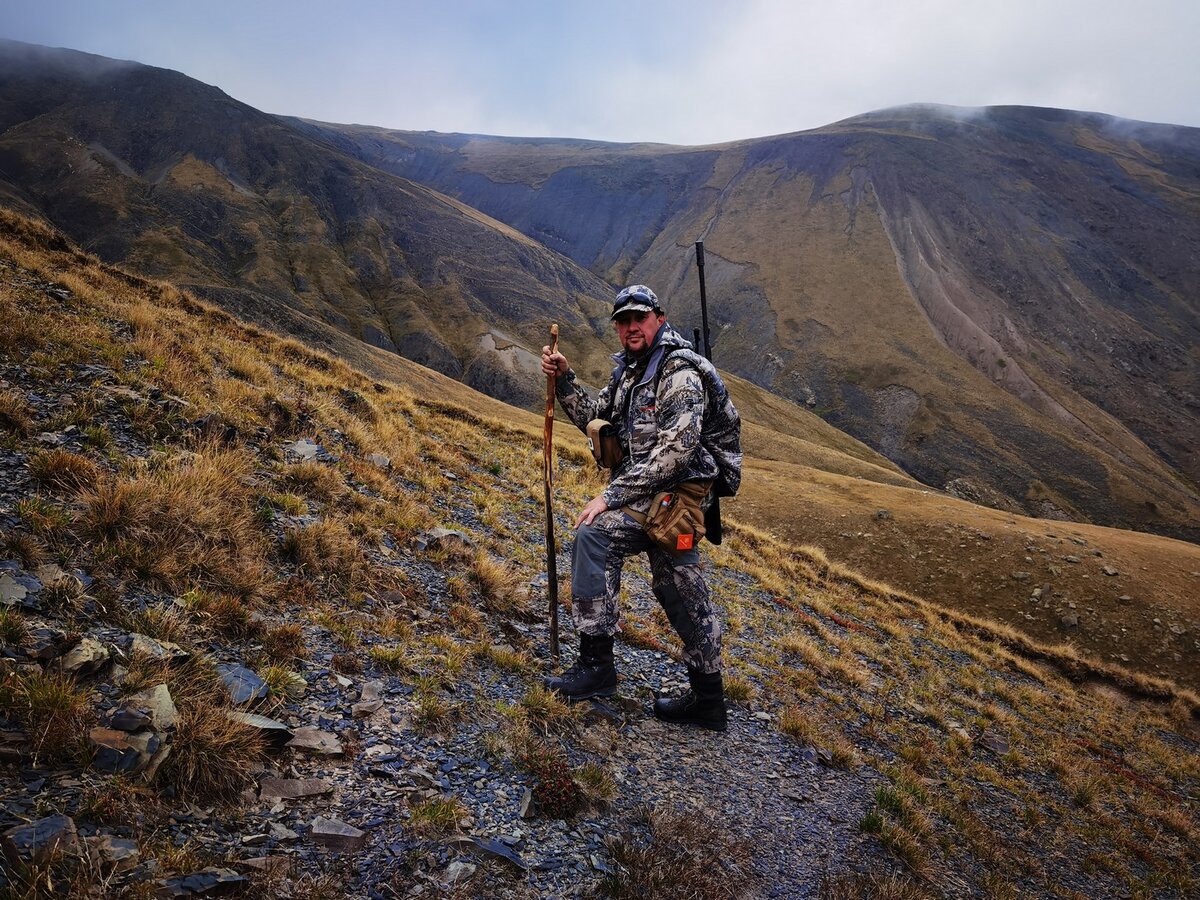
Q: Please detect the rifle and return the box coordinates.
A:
[694,241,723,545]
[543,324,560,661]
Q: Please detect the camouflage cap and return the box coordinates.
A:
[611,284,661,320]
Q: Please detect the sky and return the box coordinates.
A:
[4,0,1199,145]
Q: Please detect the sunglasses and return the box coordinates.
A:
[612,293,659,315]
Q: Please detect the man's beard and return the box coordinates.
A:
[624,340,653,360]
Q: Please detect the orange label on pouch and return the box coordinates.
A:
[676,533,694,551]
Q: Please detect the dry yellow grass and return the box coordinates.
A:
[78,447,272,597]
[2,205,1197,899]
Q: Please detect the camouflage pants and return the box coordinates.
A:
[570,509,722,674]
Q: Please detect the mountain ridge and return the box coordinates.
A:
[297,104,1200,539]
[0,40,1196,544]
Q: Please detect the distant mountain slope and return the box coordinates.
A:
[0,39,619,409]
[302,108,1200,540]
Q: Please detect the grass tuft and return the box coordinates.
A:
[602,805,753,899]
[28,449,101,495]
[3,670,95,765]
[154,663,266,802]
[408,796,467,835]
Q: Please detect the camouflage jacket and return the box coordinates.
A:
[555,323,742,514]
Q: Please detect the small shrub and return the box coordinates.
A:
[201,593,258,639]
[518,742,583,819]
[820,872,932,900]
[519,685,578,732]
[15,497,72,537]
[1,529,48,568]
[131,604,189,645]
[279,461,345,503]
[263,491,308,516]
[28,448,102,495]
[414,690,455,729]
[369,644,412,673]
[79,775,165,827]
[260,664,307,704]
[0,607,27,645]
[475,642,529,673]
[575,762,617,806]
[448,601,483,634]
[82,424,114,451]
[281,520,363,582]
[331,651,363,674]
[723,673,756,706]
[471,552,524,616]
[78,450,272,597]
[155,670,266,802]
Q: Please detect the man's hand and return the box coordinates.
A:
[542,345,569,378]
[576,495,609,528]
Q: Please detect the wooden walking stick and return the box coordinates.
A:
[543,324,561,661]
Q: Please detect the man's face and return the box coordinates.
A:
[613,310,665,354]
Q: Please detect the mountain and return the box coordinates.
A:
[0,39,619,410]
[0,40,1197,542]
[295,108,1200,541]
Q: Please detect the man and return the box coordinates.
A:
[540,284,742,731]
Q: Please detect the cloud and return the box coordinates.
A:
[3,0,1198,142]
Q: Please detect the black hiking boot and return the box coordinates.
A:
[545,633,617,701]
[653,668,727,732]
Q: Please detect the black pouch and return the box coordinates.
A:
[586,418,623,468]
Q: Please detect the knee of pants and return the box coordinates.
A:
[571,520,611,600]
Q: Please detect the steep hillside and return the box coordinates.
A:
[1,206,1198,899]
[0,39,619,409]
[305,108,1200,541]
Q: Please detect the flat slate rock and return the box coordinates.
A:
[157,867,247,897]
[259,777,334,800]
[2,814,78,866]
[310,816,367,851]
[215,663,268,705]
[288,726,343,756]
[228,712,293,753]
